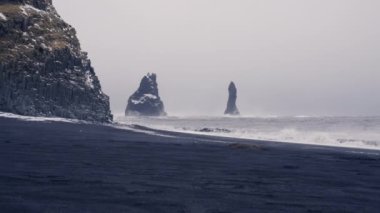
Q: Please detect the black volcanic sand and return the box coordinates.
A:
[1,117,380,213]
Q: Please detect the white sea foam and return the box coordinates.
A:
[0,112,82,123]
[2,112,379,150]
[0,112,173,138]
[117,115,380,150]
[110,122,175,138]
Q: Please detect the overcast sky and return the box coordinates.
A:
[54,0,380,116]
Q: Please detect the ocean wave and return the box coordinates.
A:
[172,127,380,150]
[117,115,380,150]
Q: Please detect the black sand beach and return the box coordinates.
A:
[1,117,380,212]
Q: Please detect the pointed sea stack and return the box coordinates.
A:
[224,81,240,115]
[125,73,166,116]
[0,0,112,122]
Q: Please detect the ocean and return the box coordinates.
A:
[117,115,380,150]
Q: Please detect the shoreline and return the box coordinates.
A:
[116,115,380,152]
[1,116,380,212]
[123,123,380,155]
[2,112,379,153]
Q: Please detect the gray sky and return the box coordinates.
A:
[54,0,380,116]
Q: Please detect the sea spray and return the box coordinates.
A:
[117,115,380,150]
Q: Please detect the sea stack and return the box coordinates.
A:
[0,0,112,122]
[224,81,240,115]
[125,73,166,116]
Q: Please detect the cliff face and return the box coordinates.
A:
[224,81,240,115]
[125,73,166,116]
[0,0,112,122]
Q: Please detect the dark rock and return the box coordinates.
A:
[196,128,232,133]
[224,81,240,115]
[125,73,166,116]
[0,0,112,122]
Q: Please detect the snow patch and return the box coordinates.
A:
[131,94,158,104]
[144,94,157,99]
[21,7,27,15]
[85,71,95,89]
[0,13,7,21]
[40,43,52,51]
[20,4,46,16]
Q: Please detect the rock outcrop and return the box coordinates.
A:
[125,73,166,116]
[224,81,240,115]
[0,0,112,122]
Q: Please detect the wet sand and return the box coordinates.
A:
[1,117,380,212]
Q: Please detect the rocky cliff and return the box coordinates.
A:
[0,0,112,122]
[125,73,166,116]
[224,81,240,115]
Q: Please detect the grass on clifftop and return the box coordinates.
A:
[0,4,22,16]
[0,2,78,61]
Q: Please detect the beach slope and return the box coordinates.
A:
[0,116,380,212]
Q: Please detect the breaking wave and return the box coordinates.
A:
[117,115,380,150]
